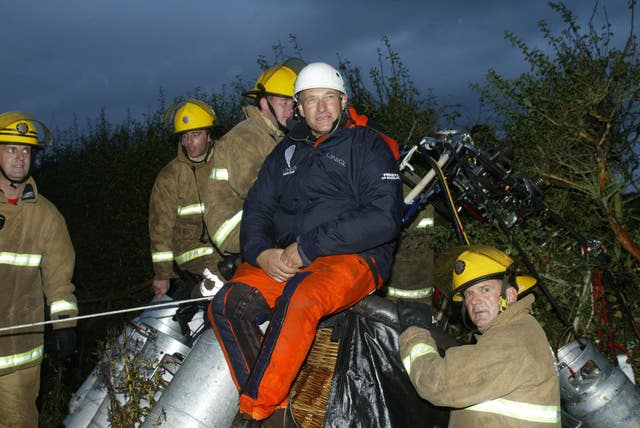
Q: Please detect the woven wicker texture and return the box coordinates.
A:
[289,327,339,428]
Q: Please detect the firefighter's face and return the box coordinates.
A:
[262,95,295,128]
[181,129,211,159]
[297,88,347,137]
[463,279,515,330]
[0,144,31,183]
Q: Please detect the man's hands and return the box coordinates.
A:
[397,300,434,331]
[281,242,303,268]
[152,279,170,300]
[257,243,302,283]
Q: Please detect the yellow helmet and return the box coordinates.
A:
[451,245,536,302]
[164,99,216,135]
[243,61,301,99]
[0,111,51,147]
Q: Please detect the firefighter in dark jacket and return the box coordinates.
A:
[0,112,78,427]
[398,246,561,427]
[208,62,403,424]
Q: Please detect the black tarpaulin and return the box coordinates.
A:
[322,295,450,428]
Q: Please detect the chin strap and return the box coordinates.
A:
[498,295,509,312]
[263,97,290,134]
[182,137,214,164]
[0,165,30,188]
[499,264,518,312]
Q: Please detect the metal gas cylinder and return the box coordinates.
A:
[140,327,238,428]
[64,296,199,427]
[557,338,640,427]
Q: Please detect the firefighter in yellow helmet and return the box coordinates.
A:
[398,245,561,427]
[0,112,78,427]
[149,99,230,299]
[212,58,306,202]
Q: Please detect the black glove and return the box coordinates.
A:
[55,328,76,360]
[218,254,240,280]
[397,300,433,331]
[173,302,205,336]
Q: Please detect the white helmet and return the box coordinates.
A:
[293,62,346,100]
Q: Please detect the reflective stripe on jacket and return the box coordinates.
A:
[399,295,561,427]
[0,178,78,375]
[149,105,282,280]
[205,105,283,252]
[149,145,222,280]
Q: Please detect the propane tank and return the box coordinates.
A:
[64,296,203,427]
[140,327,238,427]
[557,338,640,427]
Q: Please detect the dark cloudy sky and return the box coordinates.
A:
[1,1,633,132]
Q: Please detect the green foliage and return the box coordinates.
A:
[35,104,171,303]
[471,1,640,362]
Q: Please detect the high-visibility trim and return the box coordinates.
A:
[175,246,214,266]
[152,251,174,263]
[210,168,229,181]
[416,217,434,229]
[177,203,205,216]
[402,342,438,375]
[467,398,561,424]
[213,210,243,247]
[50,300,78,315]
[387,287,433,299]
[0,251,42,267]
[0,345,44,370]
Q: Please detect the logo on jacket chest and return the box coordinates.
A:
[325,152,346,167]
[282,144,297,176]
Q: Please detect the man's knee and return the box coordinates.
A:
[212,282,269,321]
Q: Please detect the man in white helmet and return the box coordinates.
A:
[209,62,403,425]
[398,245,561,427]
[0,111,78,427]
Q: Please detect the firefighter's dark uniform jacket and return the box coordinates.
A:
[0,178,78,376]
[399,295,561,427]
[149,106,284,281]
[241,122,403,280]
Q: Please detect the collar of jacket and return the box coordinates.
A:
[243,104,286,140]
[287,117,349,145]
[478,294,535,334]
[0,177,38,204]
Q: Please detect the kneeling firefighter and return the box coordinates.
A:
[398,245,561,427]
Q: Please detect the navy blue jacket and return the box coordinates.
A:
[241,123,403,281]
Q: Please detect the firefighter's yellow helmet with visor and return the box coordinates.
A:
[0,111,51,147]
[243,62,300,99]
[451,245,537,302]
[164,100,217,135]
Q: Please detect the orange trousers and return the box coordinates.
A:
[208,253,379,420]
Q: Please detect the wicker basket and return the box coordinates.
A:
[289,327,339,428]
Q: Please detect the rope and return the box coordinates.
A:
[0,296,213,333]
